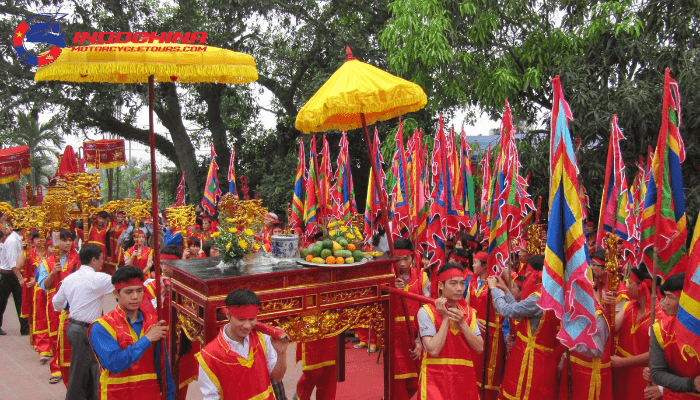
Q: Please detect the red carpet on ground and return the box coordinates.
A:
[336,340,386,400]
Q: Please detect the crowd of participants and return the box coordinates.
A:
[0,204,698,400]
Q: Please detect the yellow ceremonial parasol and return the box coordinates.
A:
[295,47,427,372]
[295,47,426,256]
[34,42,257,398]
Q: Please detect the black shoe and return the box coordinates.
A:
[20,330,29,336]
[0,329,6,336]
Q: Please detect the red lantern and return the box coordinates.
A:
[0,145,31,184]
[83,139,127,169]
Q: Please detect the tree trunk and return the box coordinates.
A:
[153,82,201,201]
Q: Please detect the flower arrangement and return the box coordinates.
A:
[325,219,364,243]
[211,209,261,264]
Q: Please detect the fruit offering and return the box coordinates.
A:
[299,221,364,265]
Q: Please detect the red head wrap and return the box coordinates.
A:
[226,305,259,320]
[629,272,653,309]
[465,240,478,250]
[586,221,595,228]
[114,278,144,291]
[521,270,542,299]
[160,254,180,261]
[438,268,464,283]
[135,230,146,238]
[591,256,605,266]
[474,251,488,262]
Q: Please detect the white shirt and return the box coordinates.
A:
[51,265,114,322]
[1,231,22,271]
[198,324,277,400]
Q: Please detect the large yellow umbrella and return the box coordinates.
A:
[295,47,427,381]
[295,46,426,257]
[35,42,257,398]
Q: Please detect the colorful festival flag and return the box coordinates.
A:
[319,135,333,223]
[640,69,687,278]
[456,127,476,230]
[391,118,411,239]
[676,217,700,351]
[175,172,186,206]
[538,76,598,350]
[228,147,237,196]
[479,146,492,241]
[289,139,306,235]
[332,132,357,225]
[363,128,389,244]
[596,115,626,249]
[429,115,461,241]
[303,135,321,242]
[409,129,429,248]
[201,143,221,215]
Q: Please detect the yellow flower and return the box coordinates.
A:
[339,226,348,232]
[327,221,337,228]
[346,233,355,240]
[227,218,235,223]
[211,232,221,238]
[228,227,236,233]
[329,230,337,237]
[225,242,232,251]
[254,243,261,251]
[238,239,248,249]
[245,228,254,237]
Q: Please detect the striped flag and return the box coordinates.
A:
[319,135,333,223]
[175,172,186,206]
[596,115,626,249]
[479,146,492,241]
[430,115,461,241]
[391,118,411,239]
[640,69,687,278]
[676,217,700,351]
[363,128,389,243]
[332,132,357,225]
[456,128,476,230]
[201,144,221,215]
[409,129,429,248]
[303,135,321,242]
[289,139,305,235]
[228,147,238,196]
[538,76,598,350]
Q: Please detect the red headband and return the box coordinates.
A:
[135,230,146,237]
[160,254,180,261]
[438,268,464,283]
[474,251,488,262]
[395,249,414,257]
[226,305,259,320]
[465,241,478,250]
[591,256,605,266]
[114,278,144,291]
[453,255,470,264]
[666,290,682,297]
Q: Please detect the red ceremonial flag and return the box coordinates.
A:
[175,172,186,206]
[319,135,333,223]
[201,143,221,215]
[289,139,306,236]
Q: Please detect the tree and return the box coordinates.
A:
[9,111,65,186]
[380,0,700,219]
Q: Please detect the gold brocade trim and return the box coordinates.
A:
[268,303,385,346]
[177,310,204,344]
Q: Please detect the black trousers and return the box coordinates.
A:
[0,272,28,333]
[66,321,99,400]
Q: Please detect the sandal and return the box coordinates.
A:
[39,356,50,365]
[49,376,61,384]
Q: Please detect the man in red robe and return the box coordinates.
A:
[88,211,113,275]
[124,230,153,276]
[295,336,337,400]
[111,211,128,268]
[590,250,628,313]
[467,251,504,400]
[196,289,289,400]
[88,265,174,400]
[487,255,564,400]
[38,230,81,385]
[417,263,483,400]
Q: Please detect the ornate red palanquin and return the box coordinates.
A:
[168,257,395,399]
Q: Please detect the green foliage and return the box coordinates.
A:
[8,111,65,187]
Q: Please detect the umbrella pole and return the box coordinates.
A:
[148,75,167,400]
[360,113,419,372]
[12,181,19,207]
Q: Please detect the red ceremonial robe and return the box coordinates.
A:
[124,245,153,274]
[196,328,275,400]
[419,301,480,400]
[41,251,81,382]
[468,276,505,400]
[111,221,128,267]
[296,336,337,400]
[653,317,700,400]
[88,225,114,274]
[558,308,612,400]
[613,300,651,400]
[499,292,562,400]
[90,306,161,400]
[20,249,36,321]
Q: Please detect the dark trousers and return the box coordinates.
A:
[0,272,29,333]
[66,321,99,400]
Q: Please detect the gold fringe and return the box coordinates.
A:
[0,168,31,184]
[85,160,127,169]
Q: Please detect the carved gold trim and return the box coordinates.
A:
[260,297,302,312]
[319,286,375,305]
[264,303,386,347]
[176,310,204,344]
